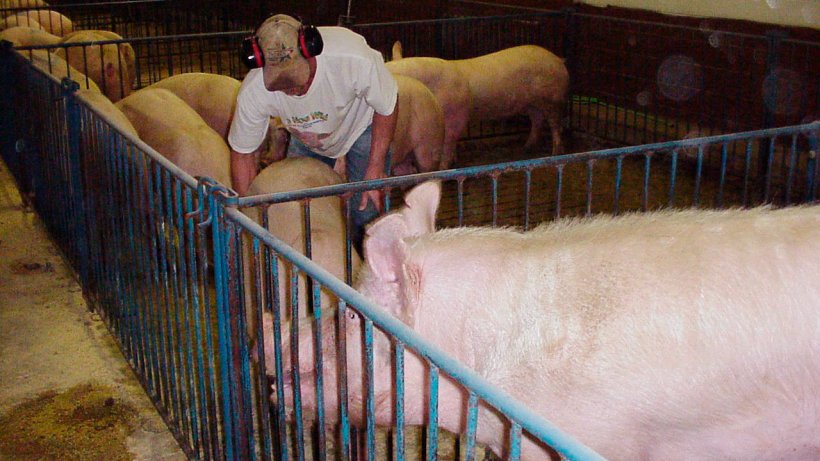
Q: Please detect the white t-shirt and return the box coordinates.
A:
[228,27,398,159]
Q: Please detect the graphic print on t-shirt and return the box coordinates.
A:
[286,111,330,149]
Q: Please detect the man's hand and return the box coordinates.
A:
[359,166,386,212]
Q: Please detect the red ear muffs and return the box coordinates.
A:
[241,36,264,69]
[298,23,323,58]
[241,17,323,68]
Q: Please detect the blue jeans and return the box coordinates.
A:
[287,125,391,251]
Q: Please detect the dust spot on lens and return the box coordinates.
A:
[657,55,704,102]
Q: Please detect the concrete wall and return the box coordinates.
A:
[579,0,819,29]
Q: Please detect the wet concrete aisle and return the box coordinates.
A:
[0,160,187,461]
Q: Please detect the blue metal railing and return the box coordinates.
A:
[1,42,622,460]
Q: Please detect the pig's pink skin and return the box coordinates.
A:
[147,73,240,140]
[10,10,73,36]
[115,88,231,187]
[279,181,820,461]
[0,25,60,47]
[56,30,136,102]
[390,74,445,173]
[386,53,471,169]
[249,158,363,370]
[387,43,568,163]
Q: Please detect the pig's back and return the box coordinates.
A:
[412,206,820,460]
[454,45,568,119]
[147,73,241,139]
[116,88,231,187]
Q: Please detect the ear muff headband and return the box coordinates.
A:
[240,17,323,69]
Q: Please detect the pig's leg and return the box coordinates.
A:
[442,113,469,168]
[546,102,564,155]
[412,144,441,173]
[524,105,545,150]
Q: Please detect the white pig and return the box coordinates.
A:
[146,72,240,140]
[334,74,446,177]
[388,42,569,164]
[115,88,231,187]
[245,157,362,322]
[0,14,41,31]
[278,180,820,461]
[56,30,136,102]
[390,74,445,173]
[0,25,60,46]
[147,72,292,170]
[28,49,101,93]
[77,87,137,137]
[7,9,72,35]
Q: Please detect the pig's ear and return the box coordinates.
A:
[363,214,410,282]
[400,180,441,236]
[391,41,404,60]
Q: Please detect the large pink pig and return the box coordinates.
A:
[56,30,136,102]
[388,43,569,166]
[244,157,362,323]
[275,180,820,461]
[115,88,231,187]
[391,74,445,173]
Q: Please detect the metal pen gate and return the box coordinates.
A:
[1,44,616,460]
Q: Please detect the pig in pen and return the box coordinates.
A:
[225,121,818,461]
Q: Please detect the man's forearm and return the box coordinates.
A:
[231,149,259,195]
[366,104,398,177]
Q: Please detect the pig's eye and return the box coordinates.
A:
[346,310,358,321]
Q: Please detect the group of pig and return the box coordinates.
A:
[7,9,817,459]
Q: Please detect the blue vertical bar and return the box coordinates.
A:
[743,141,753,207]
[457,178,465,226]
[585,160,594,216]
[394,341,406,461]
[807,133,817,202]
[464,393,479,461]
[668,151,678,207]
[764,136,775,202]
[523,169,532,231]
[694,145,704,207]
[491,175,498,227]
[426,364,440,461]
[642,153,651,212]
[364,318,376,461]
[717,143,728,208]
[211,184,236,460]
[289,269,306,461]
[555,165,563,219]
[784,134,797,205]
[250,240,273,461]
[62,79,90,290]
[267,249,290,461]
[509,423,523,461]
[337,302,351,461]
[613,156,622,215]
[312,279,327,461]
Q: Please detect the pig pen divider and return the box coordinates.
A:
[13,11,818,151]
[224,203,609,461]
[0,0,246,38]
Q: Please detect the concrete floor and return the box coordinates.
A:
[0,159,187,460]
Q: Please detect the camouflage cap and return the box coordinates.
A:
[256,14,310,92]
